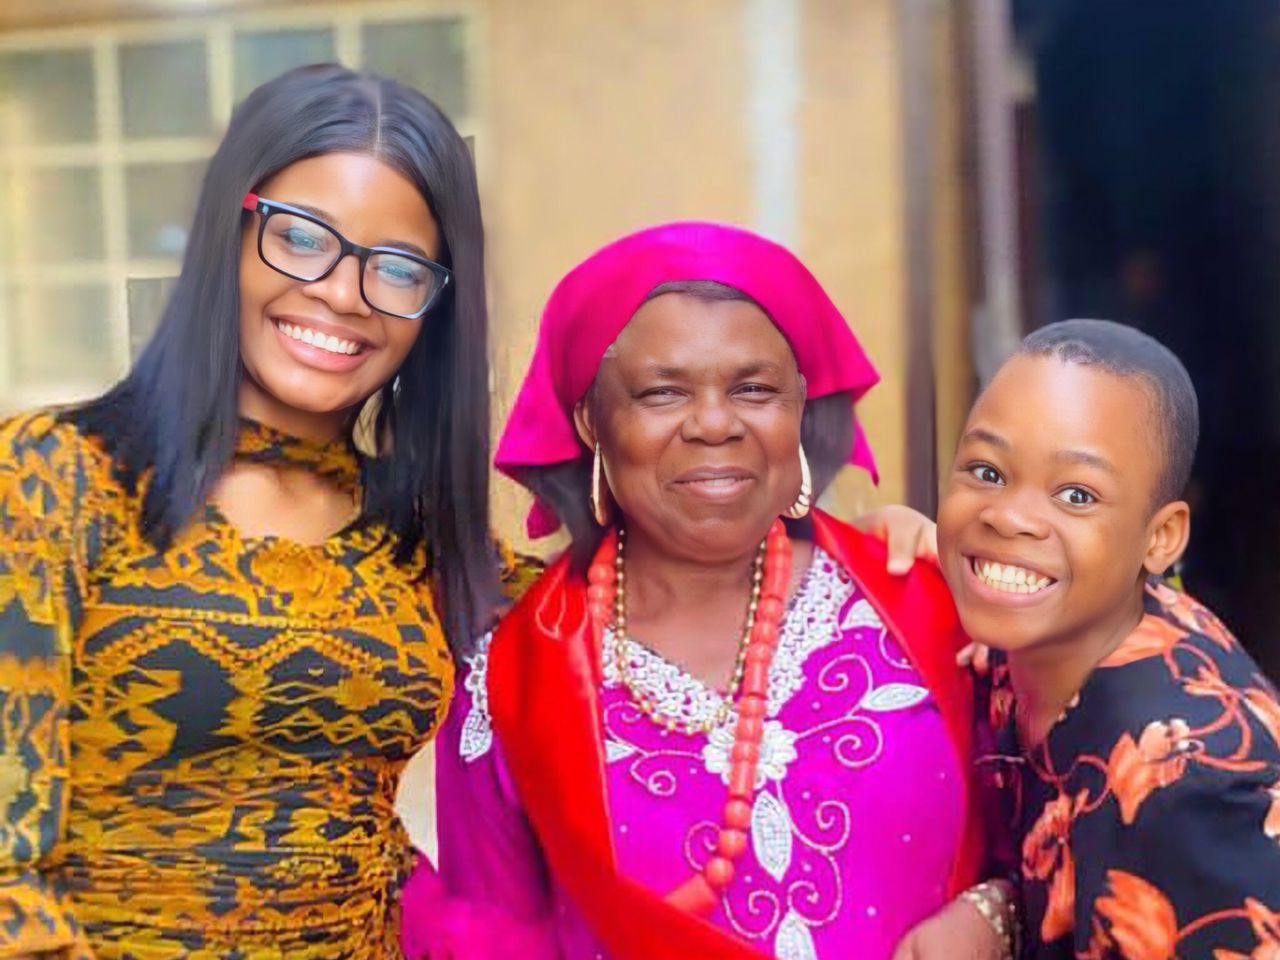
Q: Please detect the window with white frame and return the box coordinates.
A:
[0,2,477,411]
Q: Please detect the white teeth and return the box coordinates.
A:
[973,558,1053,595]
[277,321,362,356]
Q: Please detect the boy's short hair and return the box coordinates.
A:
[1017,319,1199,507]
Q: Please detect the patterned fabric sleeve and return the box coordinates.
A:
[496,542,545,606]
[0,414,92,959]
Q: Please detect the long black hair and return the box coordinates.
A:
[66,64,498,653]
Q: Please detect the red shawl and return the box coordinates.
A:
[487,512,984,960]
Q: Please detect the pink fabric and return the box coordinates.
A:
[495,222,882,538]
[401,548,964,959]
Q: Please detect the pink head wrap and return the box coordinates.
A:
[496,222,881,538]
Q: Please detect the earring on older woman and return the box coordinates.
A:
[784,444,812,519]
[591,443,611,526]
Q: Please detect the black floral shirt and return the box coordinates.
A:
[983,581,1280,959]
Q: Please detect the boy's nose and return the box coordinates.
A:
[979,496,1051,540]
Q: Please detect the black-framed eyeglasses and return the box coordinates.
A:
[241,193,451,320]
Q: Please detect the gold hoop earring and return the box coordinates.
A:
[785,444,812,519]
[591,443,611,526]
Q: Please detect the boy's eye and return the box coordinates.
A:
[1054,486,1096,506]
[968,464,1004,485]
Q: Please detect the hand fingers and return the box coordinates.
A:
[886,523,918,576]
[921,522,939,564]
[956,642,994,676]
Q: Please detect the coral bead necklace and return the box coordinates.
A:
[586,519,793,915]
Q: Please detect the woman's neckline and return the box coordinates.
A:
[234,417,362,493]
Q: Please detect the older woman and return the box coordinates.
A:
[402,224,1013,960]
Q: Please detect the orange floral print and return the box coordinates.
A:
[1043,845,1077,943]
[1024,792,1076,880]
[1106,719,1194,824]
[1094,870,1179,960]
[1266,780,1280,843]
[1099,615,1188,669]
[1023,791,1085,942]
[1246,688,1280,751]
[1213,899,1280,960]
[1147,581,1236,653]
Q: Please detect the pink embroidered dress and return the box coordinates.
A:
[403,547,966,959]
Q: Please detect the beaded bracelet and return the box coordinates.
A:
[959,880,1017,960]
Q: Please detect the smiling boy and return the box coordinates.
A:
[937,320,1280,958]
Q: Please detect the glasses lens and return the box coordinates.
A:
[260,212,341,280]
[364,252,440,317]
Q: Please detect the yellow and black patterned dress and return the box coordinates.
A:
[0,411,467,959]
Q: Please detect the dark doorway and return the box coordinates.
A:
[1013,0,1280,679]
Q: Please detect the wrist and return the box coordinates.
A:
[959,879,1018,960]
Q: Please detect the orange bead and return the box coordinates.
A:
[667,876,718,915]
[743,660,771,693]
[723,798,752,829]
[728,762,756,799]
[758,596,786,622]
[744,643,772,665]
[731,741,760,764]
[738,693,767,719]
[717,829,748,858]
[751,620,779,648]
[735,716,764,742]
[587,584,612,605]
[705,856,735,890]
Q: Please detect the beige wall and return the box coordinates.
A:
[930,1,977,488]
[798,0,908,522]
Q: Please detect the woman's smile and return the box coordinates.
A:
[670,465,757,502]
[271,315,375,372]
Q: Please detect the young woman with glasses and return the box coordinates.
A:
[0,64,502,959]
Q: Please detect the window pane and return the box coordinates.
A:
[125,161,206,258]
[362,19,467,119]
[10,283,117,387]
[127,276,175,360]
[120,40,213,138]
[234,28,336,102]
[2,167,105,263]
[0,49,97,145]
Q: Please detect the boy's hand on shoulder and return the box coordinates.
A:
[891,894,1007,960]
[956,641,993,675]
[851,504,938,575]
